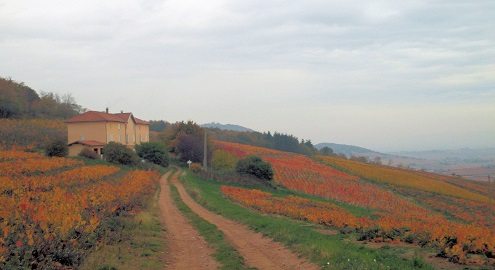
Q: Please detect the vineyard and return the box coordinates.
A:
[216,141,495,265]
[318,156,488,202]
[0,150,159,269]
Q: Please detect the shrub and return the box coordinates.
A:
[102,142,139,165]
[135,142,169,167]
[190,163,203,173]
[211,149,238,172]
[45,139,68,157]
[78,148,99,159]
[235,155,273,181]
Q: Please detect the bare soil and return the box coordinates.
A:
[171,170,320,270]
[158,171,219,270]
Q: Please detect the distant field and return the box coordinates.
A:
[215,140,495,266]
[447,166,495,182]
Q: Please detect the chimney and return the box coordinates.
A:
[121,110,123,113]
[105,107,109,114]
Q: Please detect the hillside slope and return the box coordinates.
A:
[0,76,83,119]
[214,140,495,265]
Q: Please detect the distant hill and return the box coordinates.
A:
[315,142,495,181]
[315,142,382,157]
[0,76,83,119]
[201,122,254,132]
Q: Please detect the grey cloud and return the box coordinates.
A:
[0,0,494,150]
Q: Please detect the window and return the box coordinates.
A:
[93,148,98,153]
[118,124,121,130]
[109,134,113,142]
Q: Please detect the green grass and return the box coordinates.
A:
[170,184,251,270]
[180,170,435,270]
[269,184,374,218]
[210,172,374,218]
[80,186,165,270]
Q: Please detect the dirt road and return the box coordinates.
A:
[159,171,219,270]
[170,170,320,270]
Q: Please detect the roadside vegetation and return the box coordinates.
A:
[80,185,165,270]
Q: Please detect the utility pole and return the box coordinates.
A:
[203,131,208,170]
[489,175,493,226]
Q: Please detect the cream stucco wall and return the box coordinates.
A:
[68,144,85,156]
[67,122,107,144]
[105,122,126,144]
[125,117,136,146]
[67,114,149,150]
[136,124,149,143]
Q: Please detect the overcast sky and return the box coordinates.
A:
[1,0,494,151]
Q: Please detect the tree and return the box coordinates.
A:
[160,121,212,164]
[372,156,382,165]
[103,142,139,165]
[351,155,369,163]
[211,149,238,172]
[45,139,68,157]
[204,128,318,156]
[236,156,274,181]
[149,120,169,132]
[135,142,169,167]
[0,76,83,119]
[176,133,204,162]
[319,146,334,156]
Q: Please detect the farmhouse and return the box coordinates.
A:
[65,109,149,157]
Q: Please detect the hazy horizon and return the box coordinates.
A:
[1,0,494,152]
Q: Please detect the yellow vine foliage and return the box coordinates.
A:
[217,141,495,264]
[0,156,83,177]
[318,155,489,203]
[0,149,160,268]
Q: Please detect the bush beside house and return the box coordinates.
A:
[135,142,169,167]
[45,139,68,157]
[103,142,139,165]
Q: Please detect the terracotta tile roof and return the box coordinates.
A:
[113,113,131,122]
[113,113,149,125]
[65,111,149,125]
[65,111,127,123]
[135,117,149,125]
[68,140,105,146]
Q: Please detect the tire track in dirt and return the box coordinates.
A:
[159,171,219,270]
[171,170,320,270]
